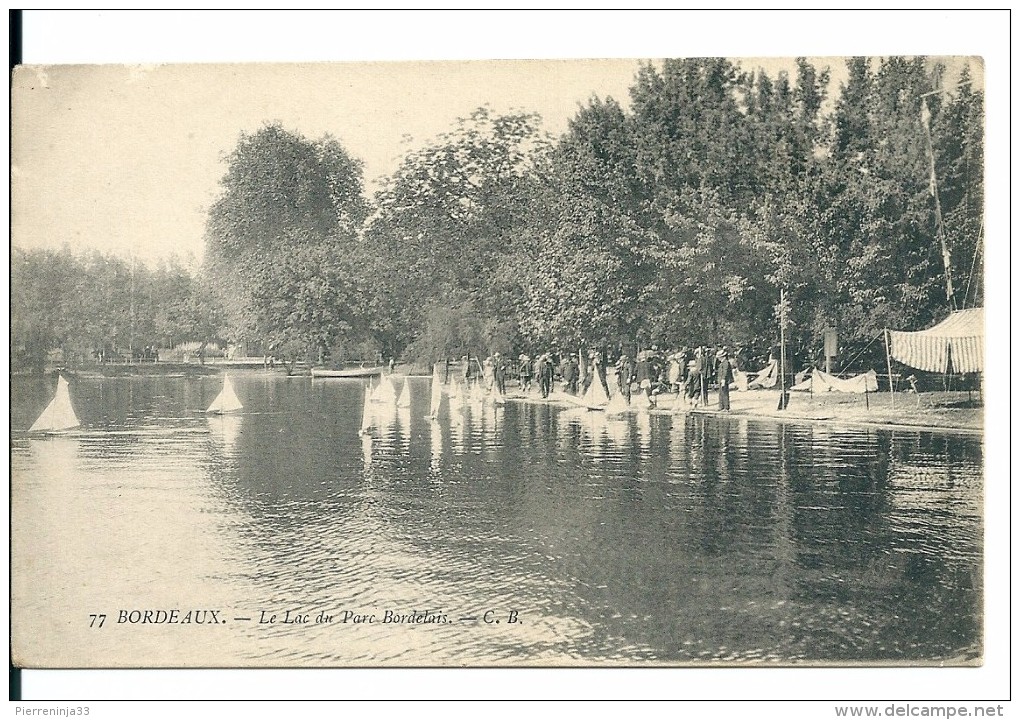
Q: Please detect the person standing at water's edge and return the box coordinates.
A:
[635,350,656,408]
[564,354,579,395]
[538,353,554,398]
[518,354,532,393]
[616,353,633,405]
[716,347,734,411]
[493,353,507,395]
[687,347,704,408]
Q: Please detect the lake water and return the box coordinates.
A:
[10,373,983,667]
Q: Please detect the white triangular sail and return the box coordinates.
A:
[605,391,629,416]
[397,378,411,408]
[448,378,468,408]
[30,375,80,432]
[373,375,397,404]
[207,375,243,414]
[581,373,611,409]
[359,384,373,435]
[429,366,443,419]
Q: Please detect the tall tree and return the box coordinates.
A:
[813,56,972,356]
[932,64,984,309]
[11,248,82,372]
[365,107,548,361]
[503,96,650,348]
[12,248,224,371]
[205,123,369,364]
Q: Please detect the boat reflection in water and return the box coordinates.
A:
[10,374,983,668]
[429,417,443,477]
[207,412,243,456]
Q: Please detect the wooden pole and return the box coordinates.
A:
[778,288,787,411]
[884,328,895,407]
[129,252,135,360]
[700,356,706,408]
[921,98,957,311]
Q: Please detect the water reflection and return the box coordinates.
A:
[429,419,443,477]
[636,410,652,452]
[449,404,466,455]
[396,406,412,451]
[362,432,374,473]
[9,374,983,667]
[208,413,243,455]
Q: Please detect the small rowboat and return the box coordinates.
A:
[310,366,385,379]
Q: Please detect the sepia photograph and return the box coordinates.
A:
[8,9,1008,708]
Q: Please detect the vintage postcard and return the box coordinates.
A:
[8,11,1008,706]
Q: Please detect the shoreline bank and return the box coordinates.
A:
[18,369,983,435]
[502,387,983,435]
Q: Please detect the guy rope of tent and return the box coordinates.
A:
[962,217,983,310]
[837,331,885,375]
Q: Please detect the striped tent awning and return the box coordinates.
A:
[888,308,984,374]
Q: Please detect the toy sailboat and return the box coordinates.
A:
[373,374,397,404]
[428,365,443,420]
[396,378,411,408]
[207,375,243,414]
[30,375,80,432]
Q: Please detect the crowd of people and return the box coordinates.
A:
[613,345,738,411]
[450,344,761,412]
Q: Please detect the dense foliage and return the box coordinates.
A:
[13,57,983,374]
[204,124,372,366]
[357,57,983,369]
[11,249,221,372]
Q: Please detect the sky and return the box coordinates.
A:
[11,11,994,269]
[11,59,644,266]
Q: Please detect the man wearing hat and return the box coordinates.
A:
[688,347,708,408]
[493,352,507,395]
[716,346,734,411]
[518,354,532,393]
[538,353,554,398]
[615,352,634,405]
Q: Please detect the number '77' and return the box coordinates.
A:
[89,614,106,628]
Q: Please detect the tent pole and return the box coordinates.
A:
[883,328,895,407]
